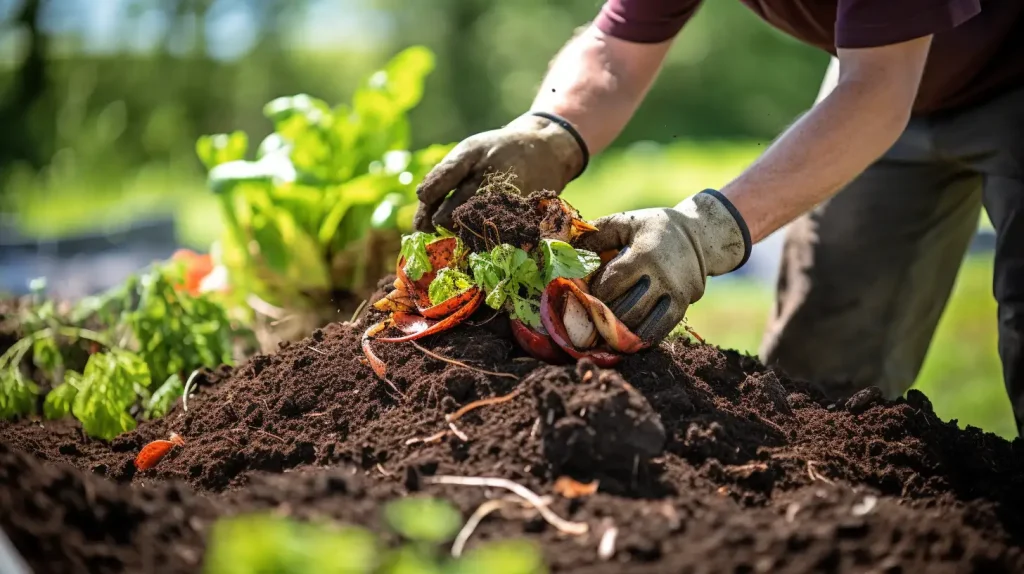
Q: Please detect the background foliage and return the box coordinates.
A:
[1,0,1014,439]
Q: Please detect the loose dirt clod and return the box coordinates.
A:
[450,174,565,252]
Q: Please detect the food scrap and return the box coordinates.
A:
[134,432,186,471]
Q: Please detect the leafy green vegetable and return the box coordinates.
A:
[383,497,463,544]
[128,264,235,386]
[31,335,62,372]
[400,231,436,281]
[43,373,80,420]
[0,369,38,419]
[145,374,184,419]
[540,239,601,285]
[197,46,455,313]
[72,350,150,440]
[469,245,546,328]
[428,268,474,306]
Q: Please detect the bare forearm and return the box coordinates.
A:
[530,24,671,155]
[721,84,909,242]
[720,38,931,244]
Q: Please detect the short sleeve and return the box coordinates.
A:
[836,0,980,48]
[594,0,704,44]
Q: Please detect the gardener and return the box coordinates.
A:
[414,0,1024,435]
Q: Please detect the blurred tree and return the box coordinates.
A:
[377,0,829,148]
[0,0,48,169]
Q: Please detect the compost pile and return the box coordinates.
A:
[2,191,1024,574]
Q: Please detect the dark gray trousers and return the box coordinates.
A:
[759,85,1024,437]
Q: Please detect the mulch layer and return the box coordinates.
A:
[2,297,1023,573]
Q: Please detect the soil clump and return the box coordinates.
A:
[451,185,566,253]
[2,300,1023,572]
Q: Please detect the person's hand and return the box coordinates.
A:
[413,112,587,232]
[577,190,751,343]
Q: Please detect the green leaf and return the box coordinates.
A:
[43,377,79,420]
[428,268,474,306]
[196,131,249,170]
[511,295,542,329]
[451,540,548,574]
[71,350,149,440]
[145,373,184,419]
[206,155,296,195]
[32,335,62,372]
[399,232,436,281]
[0,369,39,419]
[204,513,378,574]
[540,239,601,285]
[468,244,545,327]
[380,545,444,574]
[383,497,462,544]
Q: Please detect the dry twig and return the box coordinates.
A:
[410,341,518,380]
[424,475,589,535]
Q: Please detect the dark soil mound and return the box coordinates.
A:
[451,187,565,253]
[2,302,1023,572]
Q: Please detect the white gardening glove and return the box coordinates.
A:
[577,190,751,343]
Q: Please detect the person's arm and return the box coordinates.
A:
[529,23,675,155]
[720,35,933,242]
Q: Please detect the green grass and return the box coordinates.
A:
[9,139,1015,439]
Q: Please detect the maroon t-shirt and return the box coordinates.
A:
[594,0,1024,113]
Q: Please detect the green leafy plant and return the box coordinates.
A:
[0,261,240,439]
[196,46,455,315]
[203,496,547,574]
[469,245,547,328]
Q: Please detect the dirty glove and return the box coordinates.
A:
[578,190,751,343]
[413,111,588,232]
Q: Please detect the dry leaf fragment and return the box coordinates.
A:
[553,476,599,498]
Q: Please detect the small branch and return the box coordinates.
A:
[446,388,524,423]
[410,341,518,380]
[307,346,327,356]
[451,499,508,558]
[424,475,589,535]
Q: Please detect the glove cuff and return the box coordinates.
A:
[676,189,752,275]
[699,189,751,270]
[519,111,589,182]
